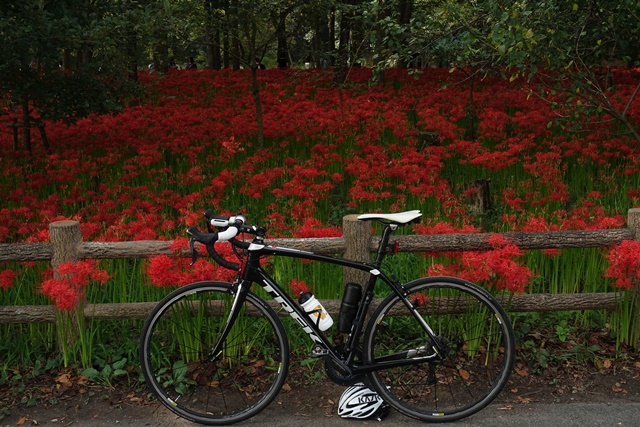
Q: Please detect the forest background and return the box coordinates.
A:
[1,0,640,412]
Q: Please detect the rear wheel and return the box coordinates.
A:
[363,277,515,422]
[139,281,289,425]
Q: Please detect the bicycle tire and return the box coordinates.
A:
[363,276,515,422]
[139,281,289,425]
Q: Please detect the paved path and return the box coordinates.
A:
[4,398,640,427]
[144,401,640,427]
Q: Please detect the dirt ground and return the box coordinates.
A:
[2,354,640,427]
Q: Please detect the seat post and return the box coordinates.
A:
[373,223,397,267]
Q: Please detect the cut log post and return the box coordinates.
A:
[463,179,492,214]
[627,209,640,348]
[50,221,82,269]
[49,220,84,355]
[342,214,371,287]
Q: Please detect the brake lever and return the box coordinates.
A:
[189,236,198,266]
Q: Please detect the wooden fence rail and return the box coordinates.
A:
[1,209,639,325]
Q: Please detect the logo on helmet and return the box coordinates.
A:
[338,383,390,420]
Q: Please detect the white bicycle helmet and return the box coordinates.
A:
[338,383,390,420]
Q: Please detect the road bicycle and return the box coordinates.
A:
[139,210,515,425]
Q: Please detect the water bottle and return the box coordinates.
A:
[299,291,334,331]
[338,283,362,333]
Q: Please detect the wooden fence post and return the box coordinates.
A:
[49,220,84,355]
[628,209,640,241]
[50,220,82,269]
[342,214,371,286]
[627,209,640,349]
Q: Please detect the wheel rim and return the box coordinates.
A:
[365,280,514,421]
[141,284,288,424]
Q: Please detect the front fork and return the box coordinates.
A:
[207,279,251,362]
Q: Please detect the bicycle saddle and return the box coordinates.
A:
[357,210,422,224]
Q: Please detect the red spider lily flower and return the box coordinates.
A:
[295,218,342,238]
[289,279,310,297]
[40,261,111,310]
[426,234,533,293]
[147,238,237,287]
[412,293,430,307]
[146,255,184,287]
[605,240,640,290]
[0,269,17,290]
[40,279,80,311]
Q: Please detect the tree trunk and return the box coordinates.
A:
[35,119,51,154]
[276,10,289,68]
[21,96,31,152]
[333,5,353,87]
[329,7,336,61]
[205,0,222,69]
[155,28,169,73]
[316,9,331,67]
[126,27,138,81]
[63,49,72,70]
[212,24,222,70]
[222,0,230,69]
[248,22,264,147]
[397,0,414,68]
[372,0,389,84]
[464,74,478,141]
[251,67,264,147]
[230,0,241,70]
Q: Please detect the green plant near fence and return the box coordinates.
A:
[1,211,640,368]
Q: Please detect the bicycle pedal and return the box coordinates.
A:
[309,346,329,358]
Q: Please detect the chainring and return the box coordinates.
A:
[324,344,365,386]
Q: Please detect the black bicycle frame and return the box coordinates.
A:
[210,225,443,375]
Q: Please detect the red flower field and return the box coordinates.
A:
[1,66,639,302]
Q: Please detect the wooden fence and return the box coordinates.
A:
[1,209,639,326]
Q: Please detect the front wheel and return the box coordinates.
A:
[139,281,289,425]
[363,277,515,423]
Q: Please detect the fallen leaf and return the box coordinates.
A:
[458,369,470,381]
[281,383,291,392]
[515,367,529,377]
[17,417,27,425]
[612,384,626,393]
[56,373,73,387]
[603,360,611,369]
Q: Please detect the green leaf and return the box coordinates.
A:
[82,368,99,379]
[101,364,113,378]
[112,358,127,370]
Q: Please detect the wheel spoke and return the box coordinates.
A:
[364,279,514,422]
[140,282,289,425]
